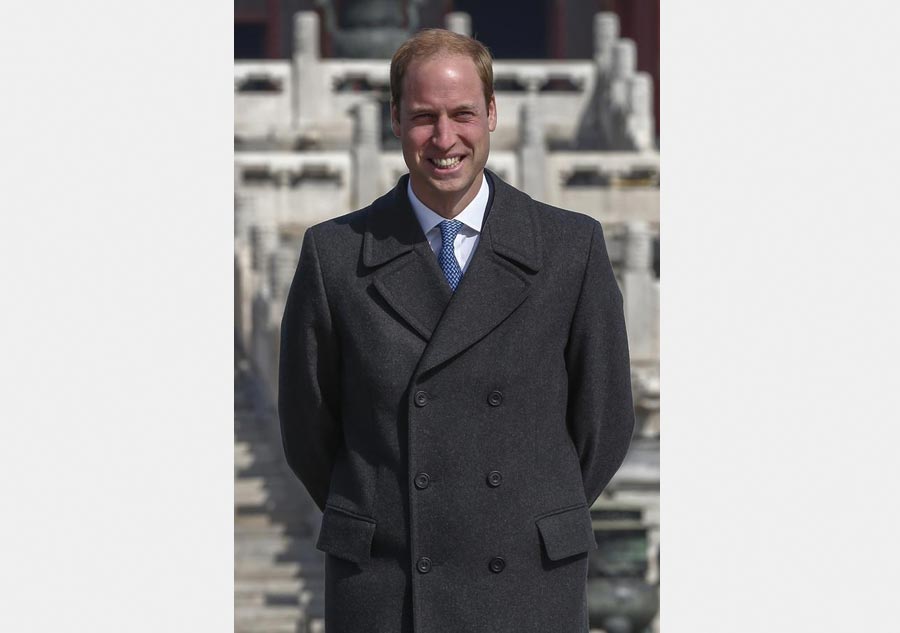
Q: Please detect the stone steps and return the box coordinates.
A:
[234,605,304,624]
[235,349,325,633]
[236,578,304,596]
[235,560,302,579]
[235,622,299,633]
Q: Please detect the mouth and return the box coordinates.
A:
[427,155,465,172]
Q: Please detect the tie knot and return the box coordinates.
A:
[439,219,463,244]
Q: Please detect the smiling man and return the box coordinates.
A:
[392,45,496,221]
[279,29,635,633]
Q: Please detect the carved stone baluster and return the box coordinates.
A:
[445,12,472,37]
[351,101,381,208]
[518,76,547,202]
[623,221,655,362]
[292,12,323,129]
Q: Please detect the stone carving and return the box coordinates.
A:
[622,221,658,363]
[249,223,277,273]
[632,369,660,438]
[444,11,472,37]
[293,11,320,60]
[624,220,653,272]
[518,88,547,202]
[594,11,620,74]
[626,72,655,151]
[612,38,637,80]
[578,14,656,151]
[351,100,381,207]
[316,0,425,59]
[293,12,324,128]
[269,243,300,304]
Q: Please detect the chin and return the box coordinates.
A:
[432,180,474,201]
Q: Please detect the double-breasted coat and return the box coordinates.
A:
[278,170,635,633]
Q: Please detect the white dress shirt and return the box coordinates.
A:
[407,173,489,274]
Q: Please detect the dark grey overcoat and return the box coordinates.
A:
[278,170,635,633]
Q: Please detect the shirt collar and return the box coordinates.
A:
[407,172,489,237]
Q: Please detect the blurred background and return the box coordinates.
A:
[234,2,659,631]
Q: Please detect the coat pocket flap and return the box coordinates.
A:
[315,505,376,564]
[535,504,598,562]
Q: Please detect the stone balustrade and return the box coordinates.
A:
[547,151,660,224]
[234,151,352,230]
[235,61,293,140]
[236,11,655,152]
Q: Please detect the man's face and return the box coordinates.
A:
[391,54,497,216]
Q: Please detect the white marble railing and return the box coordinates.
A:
[493,60,596,142]
[551,150,659,176]
[546,152,659,223]
[235,62,293,137]
[234,61,292,85]
[235,151,353,233]
[234,150,350,173]
[235,57,600,145]
[236,9,655,152]
[235,149,659,235]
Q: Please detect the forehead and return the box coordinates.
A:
[401,54,484,105]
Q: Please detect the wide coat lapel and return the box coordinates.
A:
[363,171,543,373]
[416,171,543,376]
[364,177,453,341]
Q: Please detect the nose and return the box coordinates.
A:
[431,114,455,150]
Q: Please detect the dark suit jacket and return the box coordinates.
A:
[278,170,634,633]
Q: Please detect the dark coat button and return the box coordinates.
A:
[489,557,506,573]
[487,390,503,406]
[487,470,502,487]
[414,391,428,407]
[414,472,430,489]
[416,557,433,573]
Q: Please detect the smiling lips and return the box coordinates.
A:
[429,156,464,169]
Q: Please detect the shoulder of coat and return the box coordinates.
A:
[303,205,371,249]
[490,172,600,242]
[526,199,602,255]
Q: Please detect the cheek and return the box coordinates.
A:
[461,130,486,148]
[403,129,432,151]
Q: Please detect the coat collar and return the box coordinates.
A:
[363,169,543,375]
[363,169,542,272]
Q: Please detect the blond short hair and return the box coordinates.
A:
[390,29,494,110]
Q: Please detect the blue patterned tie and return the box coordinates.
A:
[438,219,464,291]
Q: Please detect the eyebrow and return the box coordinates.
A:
[406,103,480,116]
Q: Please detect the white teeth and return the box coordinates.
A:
[433,157,461,168]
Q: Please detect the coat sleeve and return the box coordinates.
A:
[564,219,635,507]
[278,228,342,513]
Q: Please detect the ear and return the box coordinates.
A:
[487,94,497,132]
[390,102,401,138]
